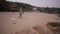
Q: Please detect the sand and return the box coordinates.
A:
[0,12,60,34]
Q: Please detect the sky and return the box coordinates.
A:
[6,0,60,8]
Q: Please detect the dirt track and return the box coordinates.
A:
[0,12,60,34]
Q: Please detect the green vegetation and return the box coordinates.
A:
[0,0,33,11]
[37,7,60,14]
[0,0,9,11]
[44,7,60,14]
[0,0,60,14]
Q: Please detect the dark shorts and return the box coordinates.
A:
[19,12,22,16]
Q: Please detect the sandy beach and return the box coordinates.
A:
[0,12,60,34]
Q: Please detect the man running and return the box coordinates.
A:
[19,7,24,18]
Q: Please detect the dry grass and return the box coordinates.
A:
[47,22,60,31]
[13,29,37,34]
[32,26,45,34]
[57,14,60,17]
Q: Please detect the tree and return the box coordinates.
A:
[0,0,9,11]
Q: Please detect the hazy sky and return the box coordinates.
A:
[7,0,60,8]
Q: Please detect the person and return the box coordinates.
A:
[19,7,24,18]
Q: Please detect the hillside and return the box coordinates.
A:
[0,1,33,11]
